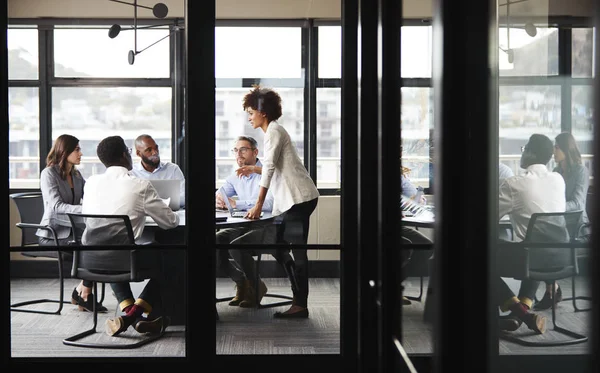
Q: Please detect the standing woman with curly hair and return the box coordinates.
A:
[533,132,590,310]
[237,86,320,318]
[38,134,107,313]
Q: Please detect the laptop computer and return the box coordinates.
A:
[149,179,181,211]
[219,189,263,218]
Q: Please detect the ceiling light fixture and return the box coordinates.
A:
[498,0,538,64]
[108,0,172,65]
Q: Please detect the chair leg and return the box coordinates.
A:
[11,253,70,315]
[561,275,592,312]
[62,282,166,349]
[257,254,293,309]
[499,281,588,347]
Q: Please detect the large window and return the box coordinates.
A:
[499,26,595,178]
[7,23,175,189]
[214,26,304,185]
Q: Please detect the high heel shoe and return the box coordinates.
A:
[71,287,108,313]
[533,285,563,311]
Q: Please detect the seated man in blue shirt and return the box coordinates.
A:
[130,134,186,209]
[216,136,276,308]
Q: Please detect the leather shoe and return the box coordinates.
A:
[498,314,523,332]
[521,312,546,334]
[105,316,130,336]
[533,286,562,311]
[72,288,108,313]
[274,307,309,319]
[133,316,166,334]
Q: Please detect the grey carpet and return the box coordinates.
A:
[10,276,592,357]
[400,276,593,355]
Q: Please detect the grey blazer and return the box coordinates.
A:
[554,163,590,231]
[37,166,85,240]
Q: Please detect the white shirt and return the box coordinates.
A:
[81,166,179,245]
[499,164,566,242]
[131,161,186,207]
[260,121,320,216]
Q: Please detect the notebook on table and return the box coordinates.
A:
[148,179,181,211]
[219,189,263,218]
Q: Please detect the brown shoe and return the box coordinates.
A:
[133,316,165,334]
[521,312,546,334]
[105,316,130,336]
[239,279,268,308]
[229,280,248,306]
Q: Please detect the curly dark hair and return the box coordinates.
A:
[242,85,282,122]
[97,136,128,167]
[46,134,80,180]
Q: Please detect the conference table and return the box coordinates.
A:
[143,209,276,325]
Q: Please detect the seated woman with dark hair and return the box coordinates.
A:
[533,132,590,310]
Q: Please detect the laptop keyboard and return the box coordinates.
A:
[231,211,246,217]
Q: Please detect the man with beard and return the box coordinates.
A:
[130,134,185,208]
[215,136,278,309]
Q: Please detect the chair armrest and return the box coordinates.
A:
[16,223,59,246]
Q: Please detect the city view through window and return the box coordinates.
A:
[8,24,594,190]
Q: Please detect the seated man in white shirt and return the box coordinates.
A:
[82,135,180,337]
[215,136,278,308]
[130,134,186,209]
[495,133,566,334]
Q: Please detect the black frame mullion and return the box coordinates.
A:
[433,0,495,372]
[380,0,402,371]
[171,22,185,170]
[559,27,573,133]
[341,0,359,367]
[303,21,318,182]
[38,25,52,171]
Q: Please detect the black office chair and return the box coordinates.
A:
[497,210,588,347]
[62,213,167,349]
[561,187,593,312]
[10,192,71,315]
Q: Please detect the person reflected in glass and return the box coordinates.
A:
[215,136,276,309]
[38,134,107,313]
[238,85,320,318]
[532,132,590,310]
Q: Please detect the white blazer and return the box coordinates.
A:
[260,121,320,216]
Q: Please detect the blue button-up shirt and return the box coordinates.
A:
[217,159,274,212]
